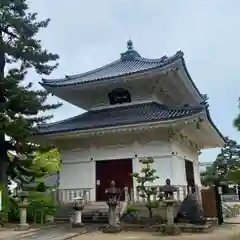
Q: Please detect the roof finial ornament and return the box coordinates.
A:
[127,39,133,50]
[121,39,141,60]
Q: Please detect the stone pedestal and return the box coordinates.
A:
[15,197,29,231]
[72,203,84,228]
[103,201,121,233]
[102,180,121,233]
[165,200,175,225]
[108,202,118,227]
[163,199,181,235]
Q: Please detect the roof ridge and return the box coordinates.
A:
[42,59,121,83]
[41,51,184,84]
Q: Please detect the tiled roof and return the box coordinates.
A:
[41,41,184,87]
[37,102,204,135]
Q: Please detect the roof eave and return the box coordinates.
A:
[203,107,226,146]
[34,112,204,139]
[177,58,205,103]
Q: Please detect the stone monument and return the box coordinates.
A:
[175,186,206,225]
[72,196,84,228]
[159,179,181,235]
[15,191,30,231]
[102,180,121,233]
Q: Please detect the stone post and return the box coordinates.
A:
[159,179,181,235]
[163,199,181,235]
[102,180,121,233]
[165,200,174,225]
[15,191,30,231]
[72,197,84,228]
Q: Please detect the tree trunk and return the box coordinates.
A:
[148,207,153,219]
[0,29,9,215]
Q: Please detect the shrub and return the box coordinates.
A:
[132,157,159,219]
[126,204,138,213]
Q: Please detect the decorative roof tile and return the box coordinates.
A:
[41,41,184,87]
[37,102,204,135]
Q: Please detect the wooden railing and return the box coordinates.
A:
[52,188,92,204]
[129,185,201,203]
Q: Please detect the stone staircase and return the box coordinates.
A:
[55,201,124,224]
[222,202,239,218]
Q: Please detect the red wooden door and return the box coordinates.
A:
[95,159,133,201]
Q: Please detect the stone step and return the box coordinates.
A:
[82,214,108,224]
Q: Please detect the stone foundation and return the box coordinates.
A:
[120,222,214,233]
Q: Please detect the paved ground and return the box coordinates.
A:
[1,219,240,240]
[0,223,101,240]
[71,223,240,240]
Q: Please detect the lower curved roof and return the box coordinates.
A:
[37,102,205,135]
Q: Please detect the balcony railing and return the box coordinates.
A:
[129,185,201,203]
[222,194,240,202]
[51,188,92,204]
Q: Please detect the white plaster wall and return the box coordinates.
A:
[59,138,201,201]
[132,156,175,186]
[193,162,201,186]
[60,140,175,201]
[60,150,96,201]
[171,141,201,186]
[171,141,198,161]
[61,140,172,164]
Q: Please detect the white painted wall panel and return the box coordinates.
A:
[59,161,95,201]
[59,138,201,201]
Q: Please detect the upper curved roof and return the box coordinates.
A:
[41,41,185,87]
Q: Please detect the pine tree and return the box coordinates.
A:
[234,98,240,131]
[132,157,159,219]
[0,0,61,209]
[201,137,240,185]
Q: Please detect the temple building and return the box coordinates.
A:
[36,40,225,202]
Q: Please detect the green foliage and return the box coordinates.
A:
[201,137,240,186]
[7,148,60,223]
[0,0,62,223]
[0,183,9,225]
[234,98,240,131]
[33,148,61,174]
[27,191,56,224]
[7,148,61,187]
[126,204,138,213]
[132,157,159,218]
[8,196,20,223]
[0,0,61,153]
[8,192,56,223]
[0,0,61,185]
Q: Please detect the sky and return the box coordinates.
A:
[26,0,240,163]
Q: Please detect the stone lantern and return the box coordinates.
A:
[159,178,181,235]
[72,196,84,228]
[102,180,121,233]
[15,191,30,231]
